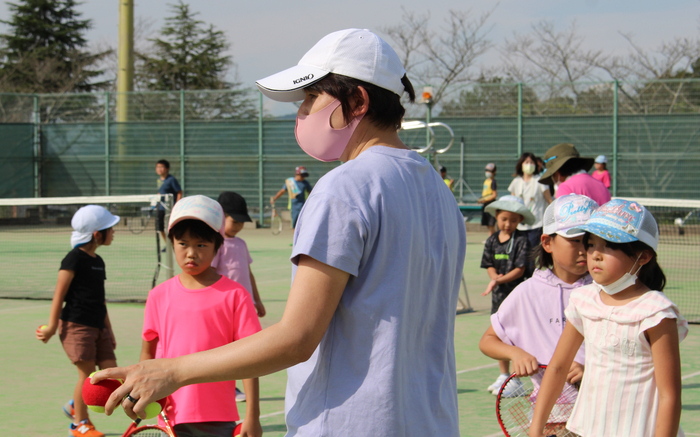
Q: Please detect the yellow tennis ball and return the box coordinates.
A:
[143,401,164,419]
[40,325,47,330]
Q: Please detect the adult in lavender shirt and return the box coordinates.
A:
[539,143,611,206]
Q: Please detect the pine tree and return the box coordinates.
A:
[0,0,110,93]
[137,1,256,119]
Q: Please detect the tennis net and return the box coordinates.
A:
[623,197,700,323]
[0,194,174,302]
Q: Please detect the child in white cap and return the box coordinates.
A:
[139,195,262,437]
[530,199,688,437]
[36,205,120,437]
[479,194,598,396]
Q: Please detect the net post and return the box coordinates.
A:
[33,95,40,198]
[105,91,110,196]
[612,80,619,197]
[517,82,523,158]
[179,90,186,193]
[258,90,264,228]
[163,193,175,281]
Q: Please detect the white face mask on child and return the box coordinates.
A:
[594,253,643,295]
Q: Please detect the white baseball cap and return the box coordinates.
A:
[542,194,599,237]
[595,155,607,164]
[71,205,120,248]
[168,195,225,237]
[255,28,406,102]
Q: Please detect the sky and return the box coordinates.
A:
[1,0,698,115]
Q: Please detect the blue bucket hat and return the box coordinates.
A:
[567,198,659,251]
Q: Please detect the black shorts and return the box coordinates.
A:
[156,209,166,232]
[481,205,496,227]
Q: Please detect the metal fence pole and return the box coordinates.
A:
[258,91,264,227]
[612,80,619,197]
[33,95,40,198]
[517,83,523,157]
[180,89,185,193]
[104,91,110,196]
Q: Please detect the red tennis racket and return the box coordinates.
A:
[496,365,579,437]
[121,410,176,437]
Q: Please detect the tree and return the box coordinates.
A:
[136,1,256,119]
[0,0,109,93]
[382,8,494,109]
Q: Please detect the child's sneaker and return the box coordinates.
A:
[70,419,104,437]
[487,374,508,393]
[62,399,75,420]
[498,378,525,398]
[235,387,246,402]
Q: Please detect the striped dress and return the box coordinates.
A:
[564,285,688,437]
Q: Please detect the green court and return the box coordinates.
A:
[2,227,699,436]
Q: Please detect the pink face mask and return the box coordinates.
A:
[295,99,364,162]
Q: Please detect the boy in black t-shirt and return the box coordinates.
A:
[479,195,534,395]
[36,205,120,437]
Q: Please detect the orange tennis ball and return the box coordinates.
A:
[82,373,122,413]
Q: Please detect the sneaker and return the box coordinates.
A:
[70,419,104,437]
[62,399,75,420]
[235,387,246,402]
[487,374,508,392]
[499,378,526,398]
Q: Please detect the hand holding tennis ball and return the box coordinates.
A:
[82,373,123,413]
[36,324,52,343]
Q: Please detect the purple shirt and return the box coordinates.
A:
[555,173,611,206]
[491,268,589,365]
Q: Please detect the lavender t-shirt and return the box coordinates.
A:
[211,237,253,299]
[285,146,466,437]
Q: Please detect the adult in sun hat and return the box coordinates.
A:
[539,143,611,206]
[270,165,313,229]
[95,28,466,437]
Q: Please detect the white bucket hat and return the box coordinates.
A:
[484,195,536,225]
[71,205,120,248]
[255,28,406,102]
[168,195,225,237]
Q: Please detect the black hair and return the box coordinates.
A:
[532,235,555,270]
[308,73,416,130]
[156,159,170,169]
[513,152,538,177]
[168,219,224,252]
[557,158,590,178]
[596,162,607,170]
[75,228,110,249]
[582,234,666,291]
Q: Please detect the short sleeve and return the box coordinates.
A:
[537,182,548,193]
[142,290,160,342]
[639,307,689,344]
[492,180,498,191]
[232,289,261,341]
[291,192,368,277]
[512,237,530,269]
[603,172,611,188]
[564,299,584,335]
[481,239,494,269]
[554,182,573,198]
[171,177,182,193]
[60,250,78,272]
[507,178,517,195]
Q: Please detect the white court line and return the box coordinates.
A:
[0,303,50,313]
[482,433,503,437]
[456,363,498,375]
[683,370,700,380]
[260,410,285,419]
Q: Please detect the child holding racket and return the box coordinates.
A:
[36,205,120,437]
[211,191,266,402]
[140,195,262,437]
[530,199,688,437]
[480,195,535,393]
[479,194,598,396]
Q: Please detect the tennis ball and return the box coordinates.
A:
[36,324,47,333]
[82,373,122,413]
[234,423,242,437]
[142,398,167,419]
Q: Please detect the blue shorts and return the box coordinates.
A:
[291,202,303,228]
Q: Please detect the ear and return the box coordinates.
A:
[541,234,554,254]
[637,249,654,267]
[350,85,370,118]
[92,230,103,245]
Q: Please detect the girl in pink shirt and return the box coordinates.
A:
[479,194,598,396]
[592,155,611,189]
[530,199,687,437]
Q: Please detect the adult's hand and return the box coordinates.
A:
[91,357,181,420]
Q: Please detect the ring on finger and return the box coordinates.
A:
[126,393,139,404]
